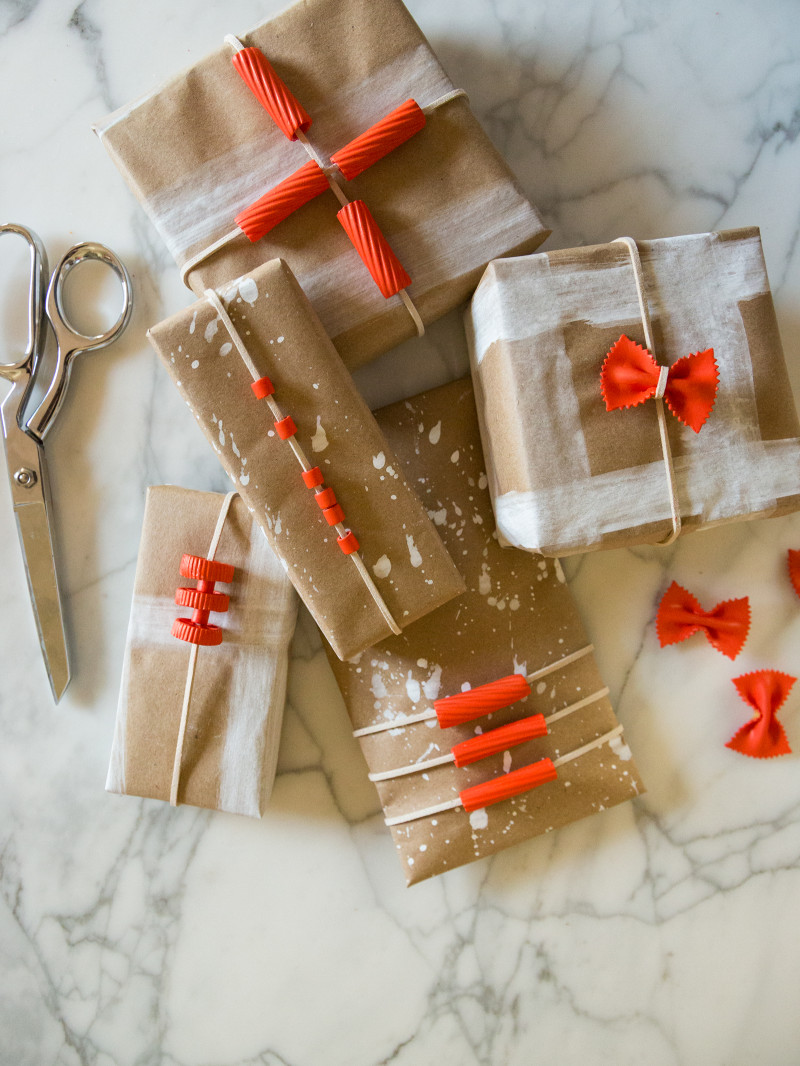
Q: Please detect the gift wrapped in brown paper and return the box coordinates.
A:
[94,0,549,370]
[108,486,298,816]
[466,227,800,556]
[327,378,644,885]
[147,258,465,660]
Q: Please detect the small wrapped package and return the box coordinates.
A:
[108,486,298,816]
[327,378,644,885]
[147,258,465,661]
[466,227,800,556]
[95,0,548,369]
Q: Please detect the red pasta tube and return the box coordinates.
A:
[331,99,426,180]
[337,200,412,298]
[231,47,311,140]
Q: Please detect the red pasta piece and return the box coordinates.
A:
[435,673,532,728]
[337,530,359,555]
[302,467,324,489]
[336,200,412,298]
[451,714,548,768]
[727,670,795,759]
[236,160,329,241]
[323,503,345,526]
[788,549,800,599]
[314,487,337,510]
[331,99,426,180]
[274,415,297,439]
[460,758,558,812]
[656,581,750,659]
[231,47,311,139]
[252,376,275,399]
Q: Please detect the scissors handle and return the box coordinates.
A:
[0,223,48,380]
[26,241,133,442]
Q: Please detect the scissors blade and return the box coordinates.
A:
[2,418,69,701]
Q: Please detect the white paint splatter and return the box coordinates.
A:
[274,516,282,535]
[503,751,512,773]
[428,507,447,526]
[609,735,633,761]
[311,416,329,452]
[478,473,488,489]
[406,674,421,704]
[513,655,527,676]
[370,673,388,699]
[417,659,428,669]
[218,421,225,447]
[428,421,441,444]
[406,534,422,568]
[189,311,197,334]
[277,335,284,343]
[373,451,386,469]
[451,450,460,463]
[191,359,199,369]
[238,277,258,305]
[220,342,232,356]
[239,472,250,486]
[373,555,391,579]
[204,318,219,342]
[469,809,488,831]
[554,559,567,584]
[478,563,491,595]
[536,681,547,695]
[422,664,442,701]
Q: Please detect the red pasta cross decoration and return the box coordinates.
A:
[230,43,426,304]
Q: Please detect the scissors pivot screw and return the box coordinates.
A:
[14,467,38,488]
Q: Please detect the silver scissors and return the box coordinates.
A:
[0,223,132,701]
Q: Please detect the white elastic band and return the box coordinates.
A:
[170,490,239,806]
[613,236,682,544]
[368,685,610,782]
[422,89,469,114]
[352,643,595,738]
[204,289,402,638]
[383,724,625,826]
[654,365,669,400]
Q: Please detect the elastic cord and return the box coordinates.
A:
[170,490,238,806]
[613,236,681,544]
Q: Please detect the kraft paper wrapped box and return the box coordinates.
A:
[108,486,298,816]
[94,0,549,369]
[147,258,465,661]
[327,378,644,885]
[466,227,800,556]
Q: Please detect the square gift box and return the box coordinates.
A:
[327,378,644,885]
[466,227,800,556]
[95,0,549,369]
[108,486,298,816]
[147,258,465,661]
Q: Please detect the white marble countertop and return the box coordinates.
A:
[2,1,800,1063]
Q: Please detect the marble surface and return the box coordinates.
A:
[1,0,800,1063]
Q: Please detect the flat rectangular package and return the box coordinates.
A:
[327,378,644,885]
[94,0,549,369]
[108,486,298,817]
[147,258,465,660]
[466,227,800,556]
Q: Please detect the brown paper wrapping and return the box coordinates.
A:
[466,227,800,556]
[108,486,298,816]
[147,258,465,660]
[94,0,549,370]
[327,379,644,885]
